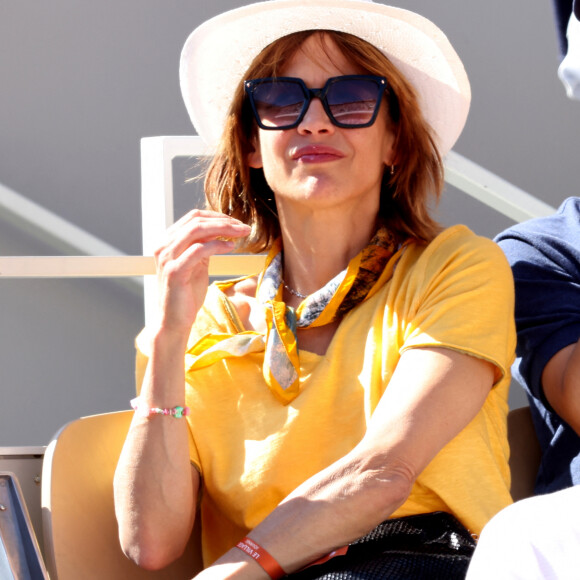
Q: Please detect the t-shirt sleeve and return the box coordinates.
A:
[496,197,580,404]
[400,228,516,384]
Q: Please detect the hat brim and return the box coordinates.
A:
[180,0,470,156]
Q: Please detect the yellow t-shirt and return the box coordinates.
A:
[135,225,516,566]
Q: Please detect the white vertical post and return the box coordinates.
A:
[140,136,210,327]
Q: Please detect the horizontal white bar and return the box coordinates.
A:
[0,182,124,257]
[0,256,154,277]
[444,151,556,222]
[0,447,46,457]
[0,255,265,278]
[142,135,209,158]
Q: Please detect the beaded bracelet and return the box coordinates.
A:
[130,397,190,419]
[235,537,285,579]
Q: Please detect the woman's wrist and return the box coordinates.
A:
[150,323,192,353]
[130,396,190,418]
[234,537,286,579]
[195,546,273,579]
[138,328,190,408]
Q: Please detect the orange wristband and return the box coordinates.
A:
[235,537,285,579]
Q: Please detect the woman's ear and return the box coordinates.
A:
[247,137,263,168]
[382,136,396,168]
[380,117,397,168]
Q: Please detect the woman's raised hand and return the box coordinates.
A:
[154,209,251,336]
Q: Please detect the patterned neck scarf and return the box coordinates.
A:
[187,225,403,404]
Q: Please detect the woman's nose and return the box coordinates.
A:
[296,98,335,134]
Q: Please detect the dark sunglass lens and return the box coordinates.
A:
[251,81,306,128]
[326,78,381,126]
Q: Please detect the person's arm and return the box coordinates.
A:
[195,346,495,579]
[114,209,250,570]
[497,208,580,435]
[542,340,580,435]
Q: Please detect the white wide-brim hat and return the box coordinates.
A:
[180,0,471,156]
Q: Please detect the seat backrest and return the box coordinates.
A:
[41,411,202,580]
[507,405,542,502]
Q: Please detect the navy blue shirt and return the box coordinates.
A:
[496,197,580,494]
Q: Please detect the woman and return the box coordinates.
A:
[114,1,516,578]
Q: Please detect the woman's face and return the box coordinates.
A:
[247,34,395,220]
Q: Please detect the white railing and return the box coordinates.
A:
[444,152,555,223]
[0,136,557,324]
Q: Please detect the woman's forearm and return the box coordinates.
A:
[114,328,197,570]
[204,444,413,577]
[202,347,493,578]
[259,447,412,565]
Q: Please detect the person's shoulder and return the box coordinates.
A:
[418,224,506,263]
[401,225,511,286]
[496,196,580,244]
[495,197,580,265]
[428,223,498,247]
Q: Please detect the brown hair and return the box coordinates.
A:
[204,30,444,253]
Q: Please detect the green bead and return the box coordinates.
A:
[174,406,184,418]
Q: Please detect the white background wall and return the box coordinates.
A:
[1,0,579,444]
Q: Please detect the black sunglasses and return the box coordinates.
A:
[244,75,388,130]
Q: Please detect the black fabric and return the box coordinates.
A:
[286,512,476,580]
[552,0,580,58]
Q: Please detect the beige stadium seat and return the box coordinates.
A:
[41,411,202,580]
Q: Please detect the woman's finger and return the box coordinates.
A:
[159,212,250,262]
[160,239,236,284]
[166,208,246,237]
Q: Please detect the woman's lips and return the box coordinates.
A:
[291,145,345,163]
